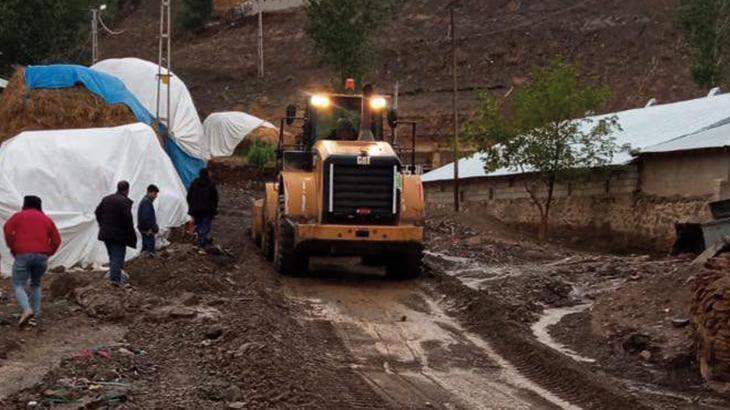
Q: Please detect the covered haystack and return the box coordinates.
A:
[0,68,137,142]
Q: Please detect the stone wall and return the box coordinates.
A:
[425,165,714,252]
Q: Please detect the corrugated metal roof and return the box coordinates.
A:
[0,78,7,89]
[641,122,730,154]
[423,93,730,183]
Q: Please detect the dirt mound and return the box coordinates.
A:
[48,273,91,299]
[73,283,151,321]
[126,243,235,298]
[0,68,137,141]
[692,253,730,382]
[208,160,276,187]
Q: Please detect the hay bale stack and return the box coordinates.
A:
[692,253,730,382]
[0,68,137,142]
[232,126,296,156]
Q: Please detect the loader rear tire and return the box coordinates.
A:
[273,197,308,276]
[386,248,423,280]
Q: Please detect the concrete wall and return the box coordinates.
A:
[214,0,304,16]
[425,162,719,252]
[640,150,730,199]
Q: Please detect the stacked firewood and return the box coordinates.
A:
[692,253,730,382]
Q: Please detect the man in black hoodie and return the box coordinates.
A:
[95,181,136,285]
[137,184,160,257]
[187,168,219,251]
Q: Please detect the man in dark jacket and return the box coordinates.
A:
[4,196,61,326]
[187,168,219,250]
[95,181,136,285]
[137,184,160,256]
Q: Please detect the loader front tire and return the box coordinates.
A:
[273,197,308,276]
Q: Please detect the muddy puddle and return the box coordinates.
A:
[424,251,519,289]
[530,304,595,363]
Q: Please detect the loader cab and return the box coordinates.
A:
[304,93,388,148]
[278,84,402,173]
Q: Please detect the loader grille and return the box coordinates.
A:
[323,158,400,225]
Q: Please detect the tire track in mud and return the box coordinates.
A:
[283,263,576,410]
[304,319,395,409]
[426,264,651,409]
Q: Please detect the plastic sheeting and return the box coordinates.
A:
[165,137,207,188]
[0,123,189,276]
[204,111,276,158]
[91,58,208,160]
[24,64,204,189]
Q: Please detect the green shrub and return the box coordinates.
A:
[179,0,213,31]
[246,140,276,170]
[0,0,88,74]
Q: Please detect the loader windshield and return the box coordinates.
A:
[314,96,361,141]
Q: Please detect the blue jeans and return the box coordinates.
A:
[104,241,126,284]
[195,216,213,248]
[12,253,48,317]
[141,233,155,253]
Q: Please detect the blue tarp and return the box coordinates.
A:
[25,65,154,126]
[24,65,205,188]
[165,137,207,188]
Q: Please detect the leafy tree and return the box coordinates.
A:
[246,140,276,170]
[179,0,213,31]
[304,0,397,84]
[677,0,730,88]
[0,0,89,74]
[464,60,624,240]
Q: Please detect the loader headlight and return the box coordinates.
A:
[310,94,331,109]
[369,96,387,110]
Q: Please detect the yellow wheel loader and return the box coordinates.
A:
[251,83,425,278]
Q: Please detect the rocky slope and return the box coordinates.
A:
[101,0,703,140]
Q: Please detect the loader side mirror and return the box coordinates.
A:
[387,109,398,129]
[285,105,296,125]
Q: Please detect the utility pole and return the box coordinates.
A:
[156,0,173,137]
[90,7,101,64]
[257,0,264,78]
[91,8,98,64]
[450,2,460,212]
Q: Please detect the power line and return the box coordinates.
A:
[98,14,125,36]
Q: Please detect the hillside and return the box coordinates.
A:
[101,0,702,144]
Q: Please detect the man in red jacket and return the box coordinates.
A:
[3,196,61,326]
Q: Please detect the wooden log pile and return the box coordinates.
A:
[692,253,730,382]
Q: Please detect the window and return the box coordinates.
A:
[489,187,495,200]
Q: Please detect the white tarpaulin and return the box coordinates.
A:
[0,123,189,276]
[204,111,276,158]
[91,58,209,159]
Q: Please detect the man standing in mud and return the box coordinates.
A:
[138,184,160,257]
[187,168,219,253]
[95,181,137,286]
[3,195,61,326]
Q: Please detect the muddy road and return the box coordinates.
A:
[284,260,571,409]
[1,185,727,408]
